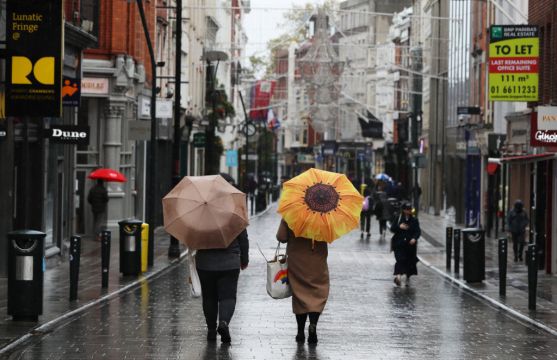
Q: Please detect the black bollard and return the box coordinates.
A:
[250,194,255,216]
[446,227,453,271]
[453,229,461,277]
[498,237,507,297]
[69,236,81,301]
[101,230,111,289]
[527,243,538,310]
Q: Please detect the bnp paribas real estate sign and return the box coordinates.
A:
[489,25,539,102]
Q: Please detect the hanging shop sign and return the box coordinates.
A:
[47,125,90,145]
[531,108,557,147]
[192,132,206,148]
[62,76,80,107]
[6,0,63,117]
[489,25,539,102]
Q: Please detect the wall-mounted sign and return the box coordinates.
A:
[62,76,80,106]
[138,97,174,119]
[6,0,63,117]
[457,106,481,115]
[81,77,109,96]
[48,125,90,145]
[193,132,206,148]
[531,109,557,147]
[489,25,539,102]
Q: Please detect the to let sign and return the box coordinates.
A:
[489,25,539,102]
[6,0,63,117]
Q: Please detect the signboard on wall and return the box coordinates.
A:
[489,25,539,102]
[6,0,63,116]
[531,108,557,147]
[47,125,90,145]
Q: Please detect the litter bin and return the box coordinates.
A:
[462,228,485,283]
[118,219,143,276]
[7,230,46,321]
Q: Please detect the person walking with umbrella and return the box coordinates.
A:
[162,174,250,344]
[276,168,363,345]
[88,179,109,237]
[390,202,421,286]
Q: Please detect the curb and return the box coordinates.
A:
[419,256,557,337]
[0,249,189,355]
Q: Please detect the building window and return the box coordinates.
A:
[80,0,99,37]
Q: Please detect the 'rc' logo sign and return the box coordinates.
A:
[11,56,55,85]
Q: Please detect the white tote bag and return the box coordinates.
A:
[187,250,202,298]
[266,244,292,299]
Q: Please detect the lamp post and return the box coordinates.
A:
[167,0,182,258]
[135,0,157,267]
[201,51,228,175]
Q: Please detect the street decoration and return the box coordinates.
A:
[488,25,539,102]
[277,168,362,243]
[162,175,249,250]
[6,0,63,117]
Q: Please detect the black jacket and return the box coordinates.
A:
[390,214,421,250]
[87,184,108,214]
[195,229,249,271]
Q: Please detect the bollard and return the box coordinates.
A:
[527,243,538,310]
[453,229,461,277]
[101,230,111,289]
[250,194,255,215]
[69,236,81,301]
[141,223,149,273]
[446,227,453,271]
[498,237,507,297]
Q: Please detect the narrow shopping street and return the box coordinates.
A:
[8,207,557,360]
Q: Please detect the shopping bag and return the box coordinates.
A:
[266,244,292,299]
[187,250,202,298]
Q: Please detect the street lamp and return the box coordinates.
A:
[201,50,228,175]
[134,0,157,267]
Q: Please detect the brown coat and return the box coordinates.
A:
[276,219,329,314]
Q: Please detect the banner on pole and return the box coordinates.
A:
[6,0,63,117]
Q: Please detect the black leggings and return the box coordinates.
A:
[378,219,387,234]
[197,268,240,330]
[360,212,371,233]
[296,312,321,333]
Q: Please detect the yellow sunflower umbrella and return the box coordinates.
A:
[277,168,364,243]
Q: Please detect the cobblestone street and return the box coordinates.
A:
[7,206,557,359]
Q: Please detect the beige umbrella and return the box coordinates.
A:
[162,175,249,250]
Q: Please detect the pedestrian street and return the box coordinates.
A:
[8,206,557,360]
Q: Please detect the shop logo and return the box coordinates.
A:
[48,125,90,145]
[491,26,503,40]
[11,56,54,85]
[535,131,557,143]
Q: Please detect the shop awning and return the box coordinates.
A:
[499,153,556,164]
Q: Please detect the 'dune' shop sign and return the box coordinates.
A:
[6,0,63,117]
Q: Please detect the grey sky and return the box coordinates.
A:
[244,0,328,58]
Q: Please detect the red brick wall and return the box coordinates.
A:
[529,0,557,104]
[84,0,156,86]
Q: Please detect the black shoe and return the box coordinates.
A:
[295,332,305,343]
[217,321,231,343]
[308,324,318,344]
[394,276,401,286]
[207,329,217,341]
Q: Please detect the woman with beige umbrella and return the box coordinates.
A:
[276,168,363,345]
[163,174,249,344]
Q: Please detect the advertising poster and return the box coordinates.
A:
[6,0,63,117]
[489,25,539,102]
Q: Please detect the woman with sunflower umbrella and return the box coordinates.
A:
[276,168,363,345]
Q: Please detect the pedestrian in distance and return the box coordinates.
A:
[507,199,529,262]
[360,178,374,239]
[390,202,421,286]
[195,174,249,343]
[373,184,392,240]
[276,219,329,345]
[87,179,109,238]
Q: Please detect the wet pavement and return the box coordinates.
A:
[6,206,557,359]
